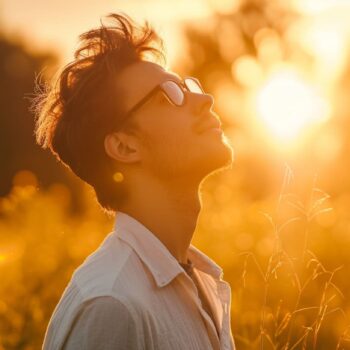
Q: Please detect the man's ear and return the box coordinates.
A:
[104,131,141,163]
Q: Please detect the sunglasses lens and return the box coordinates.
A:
[162,81,184,106]
[184,78,204,94]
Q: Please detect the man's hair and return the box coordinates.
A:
[32,13,166,214]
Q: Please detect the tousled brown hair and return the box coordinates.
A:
[32,13,166,214]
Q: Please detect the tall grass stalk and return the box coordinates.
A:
[236,164,349,349]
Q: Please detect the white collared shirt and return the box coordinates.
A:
[42,211,236,350]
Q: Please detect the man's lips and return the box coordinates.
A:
[195,116,222,134]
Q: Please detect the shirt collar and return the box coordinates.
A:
[113,211,224,288]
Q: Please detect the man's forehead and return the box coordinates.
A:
[118,61,181,86]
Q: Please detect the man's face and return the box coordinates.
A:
[116,61,234,183]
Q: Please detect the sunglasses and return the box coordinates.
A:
[124,77,205,119]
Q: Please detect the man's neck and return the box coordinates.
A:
[119,174,201,264]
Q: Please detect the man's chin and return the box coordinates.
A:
[195,136,234,181]
[149,134,234,184]
[206,144,234,176]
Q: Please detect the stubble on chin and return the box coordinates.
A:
[200,135,234,181]
[145,132,234,185]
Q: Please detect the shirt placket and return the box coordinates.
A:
[217,279,234,350]
[195,273,234,350]
[181,272,222,350]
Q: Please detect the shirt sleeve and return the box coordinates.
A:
[62,296,139,350]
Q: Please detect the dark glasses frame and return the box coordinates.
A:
[124,77,204,119]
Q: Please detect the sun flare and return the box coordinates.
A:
[256,70,330,141]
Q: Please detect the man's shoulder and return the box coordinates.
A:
[42,234,152,349]
[69,231,157,303]
[74,295,135,322]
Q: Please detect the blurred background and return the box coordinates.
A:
[1,0,350,348]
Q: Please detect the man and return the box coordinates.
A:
[35,12,235,350]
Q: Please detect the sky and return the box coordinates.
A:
[0,0,215,65]
[2,0,350,66]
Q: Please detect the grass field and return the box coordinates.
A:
[1,163,349,349]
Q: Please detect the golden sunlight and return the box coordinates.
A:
[0,253,6,263]
[255,69,330,141]
[291,20,348,85]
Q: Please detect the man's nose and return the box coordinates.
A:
[187,91,214,115]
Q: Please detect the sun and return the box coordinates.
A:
[255,70,330,141]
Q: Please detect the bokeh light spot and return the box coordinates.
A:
[113,172,124,183]
[0,253,7,263]
[12,170,38,188]
[233,55,263,88]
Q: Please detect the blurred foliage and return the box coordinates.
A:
[0,182,112,349]
[2,0,350,349]
[0,35,85,213]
